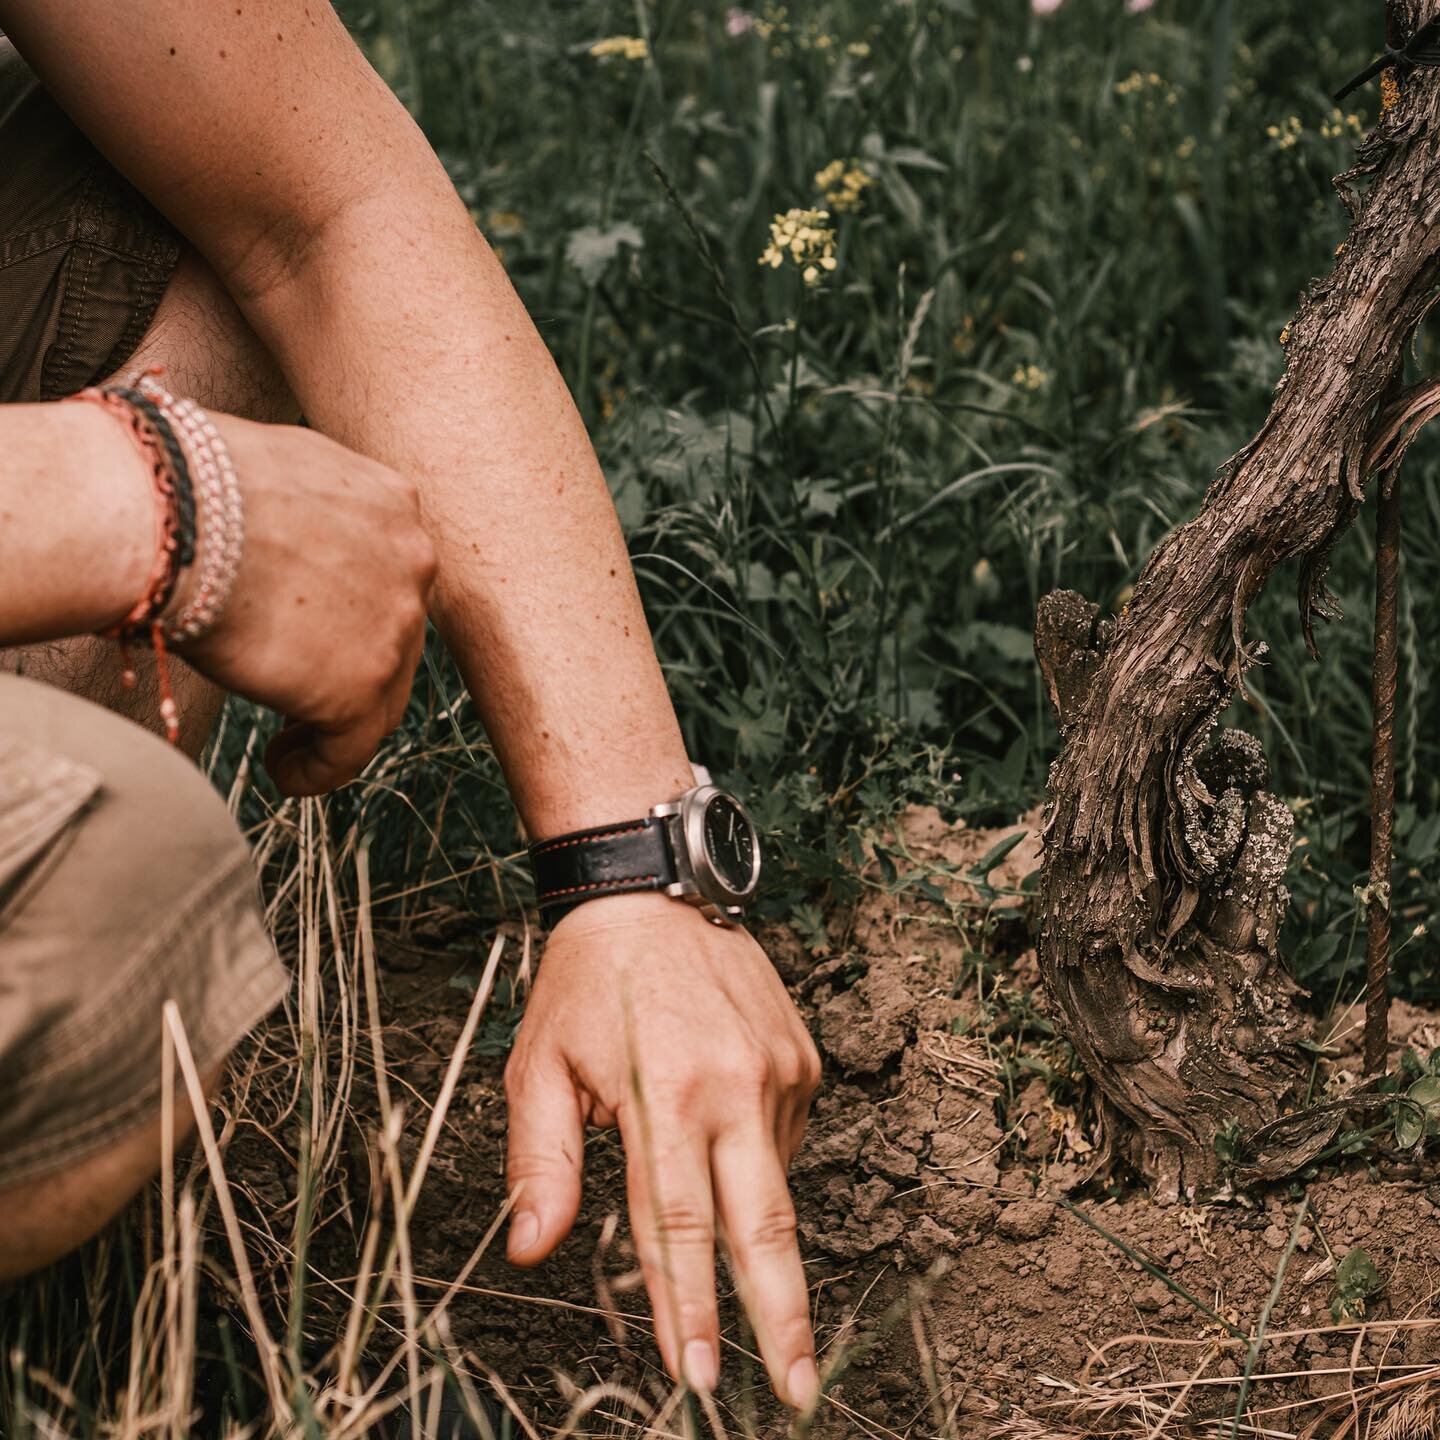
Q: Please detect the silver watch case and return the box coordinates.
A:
[650,784,761,926]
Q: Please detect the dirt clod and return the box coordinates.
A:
[996,1199,1054,1242]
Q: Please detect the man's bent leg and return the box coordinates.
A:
[0,674,288,1278]
[0,1062,224,1282]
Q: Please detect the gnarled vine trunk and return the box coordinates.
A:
[1034,0,1440,1196]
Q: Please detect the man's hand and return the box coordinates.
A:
[0,404,433,796]
[504,894,823,1408]
[180,417,436,795]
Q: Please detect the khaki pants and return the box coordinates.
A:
[0,34,180,402]
[0,676,286,1188]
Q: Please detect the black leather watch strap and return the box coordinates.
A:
[529,816,677,926]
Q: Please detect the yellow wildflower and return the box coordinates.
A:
[1320,107,1367,140]
[814,158,873,213]
[846,40,871,58]
[759,207,838,285]
[1266,115,1302,150]
[754,3,787,41]
[1013,364,1049,393]
[589,35,648,61]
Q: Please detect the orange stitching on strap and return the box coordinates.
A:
[541,874,658,900]
[532,821,649,855]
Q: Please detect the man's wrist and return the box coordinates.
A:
[519,758,697,841]
[544,888,715,940]
[64,405,158,630]
[0,404,155,646]
[530,776,761,931]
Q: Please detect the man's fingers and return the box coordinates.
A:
[712,1127,819,1411]
[504,1056,585,1266]
[620,1111,722,1394]
[266,619,426,795]
[386,622,429,732]
[264,713,387,796]
[784,1049,821,1162]
[783,1096,810,1165]
[382,660,419,734]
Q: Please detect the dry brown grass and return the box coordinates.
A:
[987,1324,1440,1439]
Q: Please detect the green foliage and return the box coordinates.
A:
[1391,1048,1440,1148]
[1213,1116,1245,1174]
[1331,1246,1385,1323]
[242,0,1440,1005]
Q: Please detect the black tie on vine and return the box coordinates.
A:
[1334,16,1440,103]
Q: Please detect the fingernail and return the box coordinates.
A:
[509,1211,540,1257]
[786,1356,820,1410]
[682,1339,719,1394]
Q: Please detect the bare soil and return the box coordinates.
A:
[233,808,1440,1437]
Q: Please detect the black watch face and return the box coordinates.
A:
[702,794,757,893]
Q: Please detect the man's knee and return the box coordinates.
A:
[0,1062,226,1283]
[0,673,287,1274]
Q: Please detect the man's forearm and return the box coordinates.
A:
[0,0,694,835]
[0,404,150,645]
[225,177,694,834]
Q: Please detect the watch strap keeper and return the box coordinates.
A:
[529,815,677,925]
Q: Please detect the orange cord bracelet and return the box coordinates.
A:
[68,378,188,745]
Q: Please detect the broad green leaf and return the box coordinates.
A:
[1335,1247,1383,1298]
[968,829,1028,881]
[1395,1075,1440,1147]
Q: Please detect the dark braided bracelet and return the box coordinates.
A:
[109,385,197,569]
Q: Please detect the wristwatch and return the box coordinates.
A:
[529,783,762,927]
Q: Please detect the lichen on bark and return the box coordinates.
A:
[1033,0,1440,1196]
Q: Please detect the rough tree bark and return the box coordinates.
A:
[1033,0,1440,1197]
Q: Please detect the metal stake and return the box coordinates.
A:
[1364,470,1401,1078]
